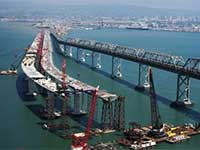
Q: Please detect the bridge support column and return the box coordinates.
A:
[91,52,95,69]
[96,53,101,69]
[63,44,67,56]
[69,47,72,57]
[101,99,114,130]
[91,52,101,69]
[87,94,92,112]
[80,49,86,62]
[46,92,55,119]
[111,56,122,79]
[25,77,37,98]
[135,64,150,91]
[60,90,71,131]
[80,91,87,114]
[171,74,193,107]
[76,48,80,62]
[114,96,125,131]
[61,90,71,115]
[63,44,72,57]
[73,90,82,115]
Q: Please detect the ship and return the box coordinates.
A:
[126,26,149,30]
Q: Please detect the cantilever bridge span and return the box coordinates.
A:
[51,33,200,106]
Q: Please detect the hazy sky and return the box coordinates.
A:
[1,0,200,10]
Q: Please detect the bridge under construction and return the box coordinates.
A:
[21,31,125,131]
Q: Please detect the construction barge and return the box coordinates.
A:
[117,65,200,149]
[117,122,200,149]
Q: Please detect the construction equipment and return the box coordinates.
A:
[62,59,67,88]
[147,68,166,138]
[71,87,99,150]
[61,59,70,130]
[36,32,44,72]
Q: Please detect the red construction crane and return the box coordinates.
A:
[36,32,44,72]
[71,87,99,150]
[62,59,67,88]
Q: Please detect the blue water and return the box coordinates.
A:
[1,22,200,149]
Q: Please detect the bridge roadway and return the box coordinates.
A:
[21,33,58,93]
[55,35,200,80]
[42,31,118,101]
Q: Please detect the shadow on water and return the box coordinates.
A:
[16,73,102,139]
[16,73,36,102]
[67,57,200,122]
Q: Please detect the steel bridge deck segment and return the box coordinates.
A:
[55,35,200,80]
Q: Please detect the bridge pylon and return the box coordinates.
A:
[63,45,72,57]
[113,96,125,131]
[111,56,122,78]
[76,48,80,62]
[46,92,55,119]
[91,52,101,69]
[171,74,193,107]
[135,63,150,91]
[101,99,114,130]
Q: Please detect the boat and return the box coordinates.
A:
[0,69,17,75]
[166,135,190,144]
[130,139,156,150]
[126,27,149,30]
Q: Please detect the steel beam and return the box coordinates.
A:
[135,64,150,90]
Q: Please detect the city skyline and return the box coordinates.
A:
[0,0,200,11]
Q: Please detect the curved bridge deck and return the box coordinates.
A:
[21,33,57,93]
[42,31,118,101]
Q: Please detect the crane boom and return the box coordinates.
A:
[85,88,99,143]
[149,68,162,129]
[148,68,166,138]
[71,87,99,150]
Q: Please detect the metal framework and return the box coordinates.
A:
[90,52,101,69]
[76,48,80,62]
[101,99,114,129]
[46,92,55,119]
[54,35,200,80]
[50,32,200,106]
[80,49,86,62]
[112,56,122,78]
[74,90,81,114]
[176,74,191,103]
[148,68,162,130]
[137,64,150,88]
[113,96,125,131]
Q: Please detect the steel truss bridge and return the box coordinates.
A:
[51,33,200,106]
